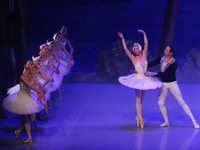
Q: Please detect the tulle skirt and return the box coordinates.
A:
[118,73,162,90]
[3,92,44,115]
[38,69,63,93]
[52,58,70,77]
[7,84,50,102]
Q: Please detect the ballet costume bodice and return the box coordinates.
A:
[134,60,147,77]
[59,41,66,47]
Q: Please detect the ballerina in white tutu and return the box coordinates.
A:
[47,39,69,76]
[39,44,63,100]
[59,26,74,57]
[118,30,162,128]
[3,60,46,144]
[53,32,74,69]
[31,54,52,119]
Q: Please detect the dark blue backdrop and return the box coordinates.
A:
[27,0,200,72]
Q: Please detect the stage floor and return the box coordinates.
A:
[0,83,200,150]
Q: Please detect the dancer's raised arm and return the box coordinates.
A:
[117,32,136,64]
[138,30,148,58]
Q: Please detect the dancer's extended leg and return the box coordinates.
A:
[158,86,170,127]
[23,115,32,143]
[135,89,146,128]
[31,113,38,130]
[169,83,199,129]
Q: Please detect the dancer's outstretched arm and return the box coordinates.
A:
[138,30,148,58]
[117,32,136,64]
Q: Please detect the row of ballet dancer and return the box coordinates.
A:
[3,25,73,143]
[2,27,200,144]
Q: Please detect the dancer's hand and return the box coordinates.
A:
[41,86,46,94]
[138,29,145,34]
[37,92,46,101]
[66,61,72,69]
[135,69,138,74]
[117,32,124,39]
[54,68,60,74]
[48,76,54,82]
[69,54,74,61]
[144,71,151,76]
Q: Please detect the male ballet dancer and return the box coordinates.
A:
[144,45,199,129]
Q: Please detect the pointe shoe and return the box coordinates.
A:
[193,122,200,129]
[14,130,20,139]
[159,122,170,127]
[23,139,33,144]
[139,118,144,129]
[135,116,140,127]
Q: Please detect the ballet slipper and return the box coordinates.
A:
[193,122,200,129]
[23,139,32,144]
[159,122,170,127]
[135,116,140,127]
[14,130,20,139]
[139,118,144,129]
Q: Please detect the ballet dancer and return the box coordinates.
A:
[118,30,162,128]
[53,32,73,69]
[144,45,200,129]
[31,54,51,119]
[3,60,46,143]
[39,44,63,100]
[47,39,69,76]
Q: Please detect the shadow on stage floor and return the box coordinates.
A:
[0,83,200,150]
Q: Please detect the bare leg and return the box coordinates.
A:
[47,98,53,110]
[44,101,48,115]
[135,89,146,128]
[40,101,49,120]
[135,89,142,119]
[31,113,37,129]
[158,86,170,127]
[60,84,65,92]
[15,116,25,139]
[56,87,63,101]
[141,90,146,103]
[23,115,32,143]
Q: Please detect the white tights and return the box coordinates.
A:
[158,81,197,123]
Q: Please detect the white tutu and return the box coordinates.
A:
[40,59,63,93]
[50,55,69,76]
[118,73,162,90]
[56,49,73,72]
[31,86,50,105]
[59,59,70,76]
[7,84,20,95]
[7,83,50,103]
[3,81,44,115]
[118,60,162,90]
